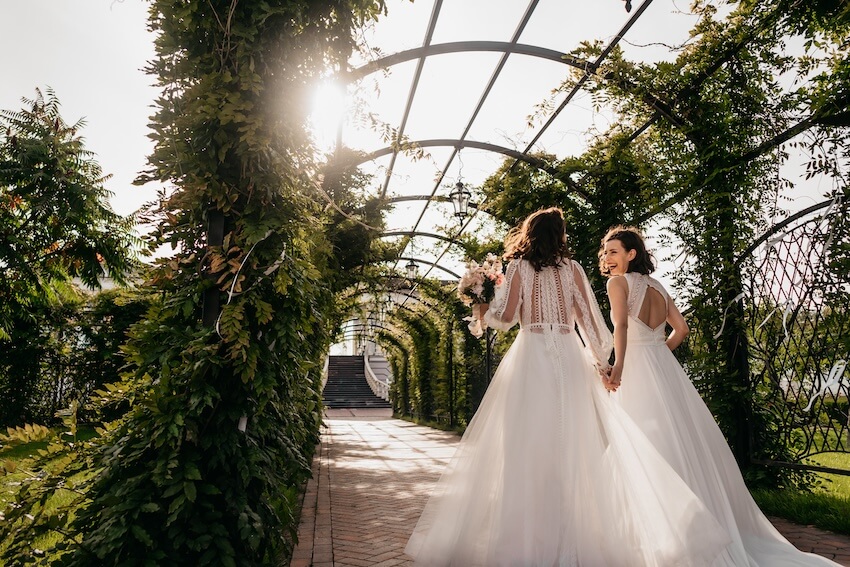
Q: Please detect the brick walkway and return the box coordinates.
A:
[291,411,850,567]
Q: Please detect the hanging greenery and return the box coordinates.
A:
[469,0,850,486]
[1,1,388,564]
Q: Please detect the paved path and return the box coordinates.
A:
[291,410,850,567]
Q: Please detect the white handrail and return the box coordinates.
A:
[322,355,329,392]
[363,353,389,401]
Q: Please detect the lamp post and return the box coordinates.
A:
[449,180,471,220]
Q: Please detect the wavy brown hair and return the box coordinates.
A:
[598,225,655,276]
[504,207,571,271]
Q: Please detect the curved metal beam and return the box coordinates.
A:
[327,139,587,202]
[380,230,470,251]
[393,256,462,280]
[343,41,592,83]
[735,199,834,267]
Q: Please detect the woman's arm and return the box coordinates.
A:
[606,275,629,388]
[665,297,689,351]
[480,260,521,331]
[570,260,613,373]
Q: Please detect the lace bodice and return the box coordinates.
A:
[484,258,613,366]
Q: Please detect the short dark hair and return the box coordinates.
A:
[504,207,571,271]
[598,225,655,276]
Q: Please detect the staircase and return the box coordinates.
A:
[323,355,392,409]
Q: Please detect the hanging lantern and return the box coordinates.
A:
[405,259,419,280]
[449,180,472,220]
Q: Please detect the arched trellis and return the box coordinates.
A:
[339,323,400,340]
[326,139,588,202]
[380,230,471,253]
[337,274,498,426]
[322,1,657,293]
[342,41,593,83]
[323,1,850,479]
[335,278,440,340]
[391,256,461,280]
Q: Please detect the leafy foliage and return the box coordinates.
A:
[477,0,850,486]
[1,1,389,564]
[0,90,139,427]
[0,88,137,342]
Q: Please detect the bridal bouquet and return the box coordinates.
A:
[457,253,504,337]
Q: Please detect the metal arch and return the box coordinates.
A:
[343,41,593,82]
[336,277,440,310]
[340,323,398,335]
[406,1,656,305]
[381,230,468,248]
[389,194,473,206]
[735,199,834,267]
[354,280,439,311]
[388,194,483,212]
[327,139,588,201]
[393,256,462,280]
[331,0,658,312]
[339,325,405,343]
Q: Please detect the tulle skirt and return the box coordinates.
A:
[615,334,840,566]
[405,330,730,566]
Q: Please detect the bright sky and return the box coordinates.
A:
[2,0,830,293]
[1,0,160,217]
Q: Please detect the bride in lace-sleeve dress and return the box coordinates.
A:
[405,208,730,567]
[600,225,840,566]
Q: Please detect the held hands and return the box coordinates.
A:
[600,363,623,392]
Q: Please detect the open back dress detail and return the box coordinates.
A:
[613,272,839,567]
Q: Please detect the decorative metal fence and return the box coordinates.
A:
[738,197,849,475]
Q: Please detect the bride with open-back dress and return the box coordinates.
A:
[405,208,731,567]
[600,225,840,567]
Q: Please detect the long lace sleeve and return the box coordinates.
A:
[483,259,521,332]
[571,260,613,367]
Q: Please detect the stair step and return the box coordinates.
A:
[324,356,389,409]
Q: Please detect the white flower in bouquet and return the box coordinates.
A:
[457,253,504,337]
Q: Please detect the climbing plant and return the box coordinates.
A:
[550,0,848,485]
[471,0,849,486]
[0,1,389,565]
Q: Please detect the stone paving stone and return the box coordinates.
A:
[290,414,850,566]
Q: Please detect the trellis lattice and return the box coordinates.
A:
[741,196,849,473]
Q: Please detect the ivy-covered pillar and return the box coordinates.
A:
[52,2,388,564]
[715,190,754,466]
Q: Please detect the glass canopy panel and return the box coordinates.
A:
[341,59,420,152]
[383,145,454,196]
[349,0,434,66]
[532,90,613,158]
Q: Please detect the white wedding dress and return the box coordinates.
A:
[405,259,731,566]
[612,272,839,566]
